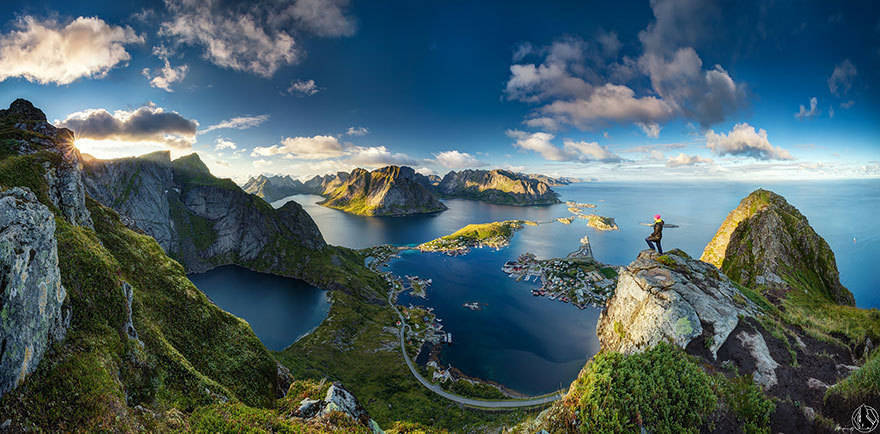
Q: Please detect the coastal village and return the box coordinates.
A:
[502,235,619,309]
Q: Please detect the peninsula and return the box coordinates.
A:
[318,166,447,216]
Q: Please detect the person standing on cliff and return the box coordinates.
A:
[645,214,664,254]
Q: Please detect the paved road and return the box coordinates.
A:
[388,292,563,409]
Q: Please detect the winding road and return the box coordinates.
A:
[388,292,563,409]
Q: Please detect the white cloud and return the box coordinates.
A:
[253,159,272,168]
[214,137,236,150]
[705,123,792,160]
[828,59,857,96]
[666,153,712,167]
[142,45,188,92]
[346,126,369,136]
[285,0,356,37]
[252,135,345,159]
[537,83,675,130]
[503,0,746,131]
[346,145,417,167]
[160,0,355,77]
[841,100,855,109]
[200,114,269,134]
[637,122,661,138]
[58,104,198,150]
[288,79,320,95]
[0,16,143,85]
[506,129,620,162]
[795,97,819,120]
[432,150,486,169]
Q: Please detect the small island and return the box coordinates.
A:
[583,214,618,231]
[417,220,533,255]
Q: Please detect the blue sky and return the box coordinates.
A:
[0,0,878,182]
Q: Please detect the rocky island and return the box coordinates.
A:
[417,220,533,255]
[318,165,447,216]
[583,214,619,231]
[436,168,561,205]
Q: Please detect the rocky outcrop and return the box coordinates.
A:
[319,166,447,216]
[0,187,68,398]
[437,169,560,205]
[1,99,92,228]
[242,175,305,203]
[597,250,760,358]
[83,152,327,273]
[294,383,375,428]
[701,189,854,305]
[525,173,580,186]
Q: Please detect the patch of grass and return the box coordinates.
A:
[825,348,880,408]
[190,401,370,433]
[419,220,526,251]
[557,343,718,433]
[714,374,775,434]
[444,380,506,400]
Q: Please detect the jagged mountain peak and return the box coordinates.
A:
[701,188,854,305]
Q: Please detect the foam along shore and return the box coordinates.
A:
[416,220,534,255]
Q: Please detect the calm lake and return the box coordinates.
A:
[189,265,330,351]
[264,180,878,395]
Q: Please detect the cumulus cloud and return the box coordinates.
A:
[253,159,272,168]
[0,16,143,85]
[536,83,675,130]
[506,129,620,162]
[214,137,236,150]
[503,0,746,132]
[58,104,198,150]
[828,59,857,96]
[666,153,712,167]
[431,150,486,169]
[252,135,345,159]
[346,145,417,167]
[142,45,188,92]
[288,79,320,95]
[795,97,819,120]
[200,114,269,134]
[637,122,662,138]
[705,123,792,160]
[346,126,369,136]
[160,0,355,77]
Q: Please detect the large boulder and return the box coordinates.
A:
[597,249,759,358]
[701,189,854,305]
[0,187,69,397]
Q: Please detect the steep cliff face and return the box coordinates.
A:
[83,152,327,274]
[242,174,304,203]
[82,151,175,250]
[701,189,854,305]
[437,169,560,205]
[0,187,68,398]
[318,166,447,216]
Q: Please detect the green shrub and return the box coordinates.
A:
[566,343,718,433]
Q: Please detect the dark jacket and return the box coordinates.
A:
[647,219,664,241]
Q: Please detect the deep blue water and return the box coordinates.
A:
[189,265,330,351]
[269,180,879,394]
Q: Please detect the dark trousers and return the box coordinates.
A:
[646,239,662,254]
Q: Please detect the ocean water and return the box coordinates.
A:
[269,180,879,394]
[189,265,331,351]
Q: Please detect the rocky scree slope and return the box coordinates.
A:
[318,165,447,216]
[0,99,382,432]
[525,189,878,433]
[437,169,560,205]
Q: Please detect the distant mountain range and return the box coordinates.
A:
[243,167,577,215]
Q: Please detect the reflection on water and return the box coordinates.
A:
[189,265,330,351]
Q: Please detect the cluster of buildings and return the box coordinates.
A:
[502,251,618,310]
